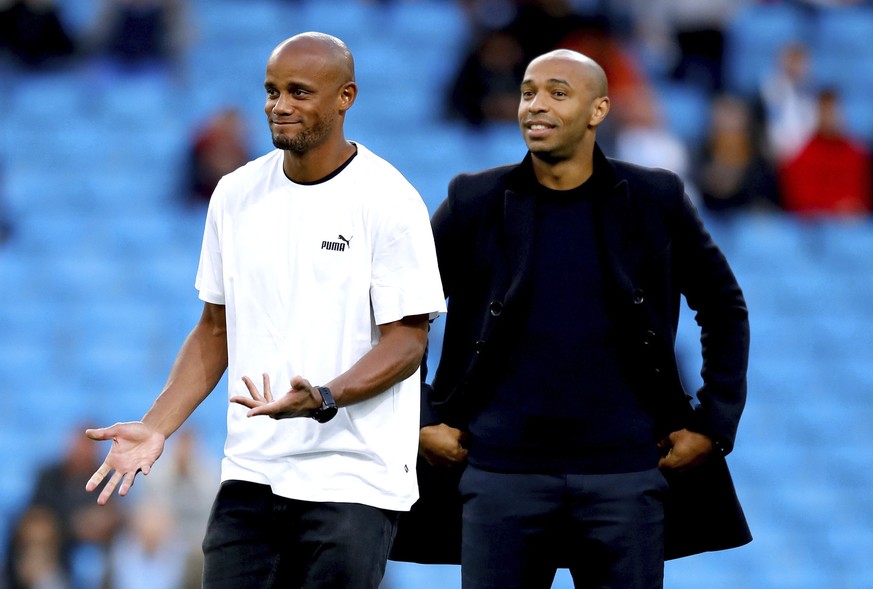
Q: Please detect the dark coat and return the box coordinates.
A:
[391,147,752,564]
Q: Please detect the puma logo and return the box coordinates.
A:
[321,234,353,253]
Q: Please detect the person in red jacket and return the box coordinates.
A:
[779,88,872,216]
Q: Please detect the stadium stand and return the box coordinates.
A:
[1,1,872,587]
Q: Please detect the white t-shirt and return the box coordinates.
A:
[195,144,446,511]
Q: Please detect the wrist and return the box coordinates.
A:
[311,386,338,423]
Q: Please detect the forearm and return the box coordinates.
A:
[142,304,228,437]
[326,314,429,407]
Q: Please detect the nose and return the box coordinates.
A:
[271,92,294,115]
[527,91,547,113]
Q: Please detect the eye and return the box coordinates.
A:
[553,90,567,98]
[265,88,278,98]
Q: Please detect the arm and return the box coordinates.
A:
[85,302,228,504]
[677,193,749,454]
[657,189,748,467]
[231,313,429,419]
[417,188,469,466]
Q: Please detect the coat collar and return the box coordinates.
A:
[501,144,636,302]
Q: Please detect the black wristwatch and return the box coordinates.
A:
[311,386,338,423]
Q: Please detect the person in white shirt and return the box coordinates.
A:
[84,32,446,589]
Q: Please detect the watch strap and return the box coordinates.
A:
[312,386,338,423]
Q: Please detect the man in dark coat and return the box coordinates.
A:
[390,49,751,588]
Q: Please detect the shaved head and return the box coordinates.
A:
[518,48,611,185]
[264,32,358,180]
[526,49,608,97]
[269,32,356,87]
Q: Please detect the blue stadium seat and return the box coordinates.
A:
[653,81,711,149]
[724,3,809,96]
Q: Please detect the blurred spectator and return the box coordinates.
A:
[101,500,191,589]
[663,0,746,94]
[0,0,77,68]
[186,107,252,204]
[499,0,588,63]
[447,0,591,126]
[136,428,218,587]
[84,0,188,70]
[757,41,819,164]
[612,86,696,200]
[696,94,781,213]
[779,88,872,216]
[3,506,71,589]
[26,426,123,588]
[446,29,525,126]
[561,14,649,140]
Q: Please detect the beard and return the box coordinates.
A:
[271,117,334,153]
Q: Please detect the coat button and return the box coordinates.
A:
[643,329,656,345]
[474,340,486,353]
[632,289,645,304]
[489,300,504,317]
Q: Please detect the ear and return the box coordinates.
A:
[338,82,358,113]
[589,96,610,128]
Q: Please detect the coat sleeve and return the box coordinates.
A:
[418,181,458,428]
[673,192,750,454]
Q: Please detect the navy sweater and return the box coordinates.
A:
[467,173,659,474]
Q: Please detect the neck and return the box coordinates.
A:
[529,135,597,190]
[531,153,594,191]
[283,137,356,183]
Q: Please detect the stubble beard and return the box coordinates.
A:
[271,118,334,153]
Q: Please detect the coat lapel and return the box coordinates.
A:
[592,147,640,305]
[502,186,536,305]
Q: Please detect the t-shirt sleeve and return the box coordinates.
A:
[370,192,446,326]
[194,181,226,305]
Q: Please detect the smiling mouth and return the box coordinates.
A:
[524,122,555,138]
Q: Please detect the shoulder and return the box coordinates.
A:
[347,143,427,205]
[351,143,415,187]
[449,162,520,198]
[606,156,688,217]
[608,157,684,195]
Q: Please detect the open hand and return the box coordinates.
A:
[230,373,322,419]
[84,422,166,505]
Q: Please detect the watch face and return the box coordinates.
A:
[314,404,338,423]
[312,386,338,423]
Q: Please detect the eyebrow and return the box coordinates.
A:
[521,77,572,88]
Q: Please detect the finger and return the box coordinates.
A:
[230,395,261,409]
[241,376,265,401]
[98,471,123,505]
[85,463,111,492]
[118,471,138,497]
[245,403,278,418]
[290,375,310,391]
[85,426,116,441]
[262,373,273,403]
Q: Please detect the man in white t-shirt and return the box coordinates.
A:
[84,32,445,589]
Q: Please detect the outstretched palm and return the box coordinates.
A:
[85,421,166,505]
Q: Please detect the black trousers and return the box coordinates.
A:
[202,480,399,589]
[459,465,667,589]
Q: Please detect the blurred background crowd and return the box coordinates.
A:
[1,0,872,588]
